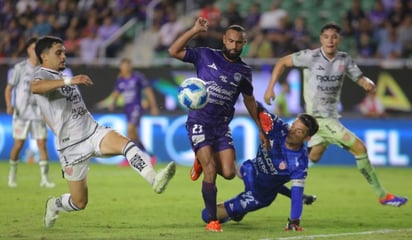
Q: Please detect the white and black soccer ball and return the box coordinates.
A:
[177,77,209,110]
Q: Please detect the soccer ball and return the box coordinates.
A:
[177,77,209,110]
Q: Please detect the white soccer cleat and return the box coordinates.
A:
[44,197,59,228]
[153,161,176,194]
[8,179,17,188]
[40,180,56,188]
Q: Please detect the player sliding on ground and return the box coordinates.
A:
[202,102,319,231]
[30,36,176,228]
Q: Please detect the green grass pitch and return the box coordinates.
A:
[0,161,411,240]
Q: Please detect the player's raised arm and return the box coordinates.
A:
[243,94,269,149]
[168,17,208,60]
[31,75,93,94]
[264,54,294,105]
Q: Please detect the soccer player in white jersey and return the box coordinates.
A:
[4,37,55,188]
[30,36,176,228]
[264,22,407,207]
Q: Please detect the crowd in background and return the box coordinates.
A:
[0,0,411,63]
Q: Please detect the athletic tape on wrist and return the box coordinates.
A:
[63,76,72,86]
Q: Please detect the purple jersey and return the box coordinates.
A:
[115,72,149,109]
[183,47,253,125]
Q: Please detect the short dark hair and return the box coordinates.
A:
[320,22,342,35]
[297,113,319,137]
[25,37,38,52]
[225,24,246,34]
[35,36,64,64]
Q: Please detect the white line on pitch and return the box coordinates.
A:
[259,228,412,240]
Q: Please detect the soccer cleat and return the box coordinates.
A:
[40,180,56,188]
[44,197,59,228]
[153,161,176,194]
[303,194,317,205]
[379,193,408,207]
[190,158,202,181]
[8,179,17,188]
[205,220,222,232]
[285,218,303,231]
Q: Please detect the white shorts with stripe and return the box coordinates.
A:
[58,125,114,181]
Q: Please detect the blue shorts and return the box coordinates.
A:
[186,122,234,153]
[224,161,290,217]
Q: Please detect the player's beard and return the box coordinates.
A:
[222,45,242,61]
[58,67,66,71]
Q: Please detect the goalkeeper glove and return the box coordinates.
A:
[285,218,303,231]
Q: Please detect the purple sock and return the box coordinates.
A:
[202,181,217,221]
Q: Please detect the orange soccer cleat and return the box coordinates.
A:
[190,158,202,181]
[205,220,222,232]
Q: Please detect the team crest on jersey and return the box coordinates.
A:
[279,161,287,170]
[234,72,242,82]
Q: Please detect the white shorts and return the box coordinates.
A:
[308,118,357,149]
[12,118,47,140]
[58,125,113,181]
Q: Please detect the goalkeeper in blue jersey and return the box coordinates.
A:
[202,102,319,231]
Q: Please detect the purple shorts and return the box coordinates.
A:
[186,122,234,153]
[125,105,142,125]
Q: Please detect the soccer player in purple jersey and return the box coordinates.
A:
[169,17,268,232]
[105,58,159,163]
[201,103,319,231]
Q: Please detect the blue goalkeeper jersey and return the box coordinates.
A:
[251,113,309,181]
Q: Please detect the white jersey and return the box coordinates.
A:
[292,48,363,118]
[7,59,43,120]
[32,67,98,150]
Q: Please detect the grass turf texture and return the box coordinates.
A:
[0,162,411,240]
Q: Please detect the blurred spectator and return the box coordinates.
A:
[244,3,261,41]
[32,12,52,36]
[358,91,386,118]
[222,2,243,27]
[64,27,80,57]
[344,0,366,36]
[259,1,288,31]
[376,24,403,59]
[79,29,103,64]
[190,8,225,49]
[367,0,388,30]
[387,0,408,28]
[266,16,291,56]
[288,16,311,51]
[199,1,221,22]
[97,15,121,57]
[82,14,99,38]
[356,31,377,58]
[16,0,37,15]
[154,7,185,53]
[398,15,412,57]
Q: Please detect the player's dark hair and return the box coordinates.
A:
[225,24,246,34]
[320,22,342,35]
[297,113,319,137]
[35,36,64,64]
[25,37,38,52]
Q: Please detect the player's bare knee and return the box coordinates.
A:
[221,171,236,180]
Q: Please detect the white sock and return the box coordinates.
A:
[8,160,18,182]
[122,141,156,185]
[39,160,49,182]
[53,193,82,212]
